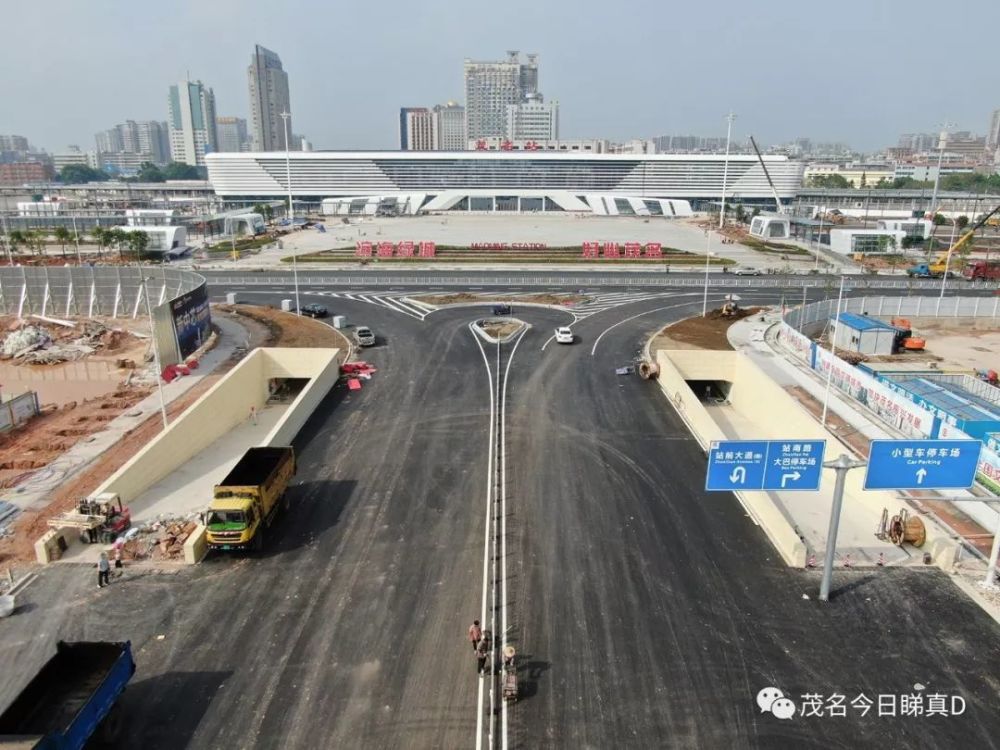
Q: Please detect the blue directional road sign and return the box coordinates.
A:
[706,440,826,492]
[864,439,982,490]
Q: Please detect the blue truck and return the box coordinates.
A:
[0,641,135,750]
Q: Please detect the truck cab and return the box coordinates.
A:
[205,498,262,550]
[963,260,1000,280]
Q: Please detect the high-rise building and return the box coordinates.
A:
[95,121,169,164]
[248,45,292,151]
[987,110,1000,151]
[0,135,30,153]
[464,51,532,140]
[137,121,170,164]
[505,95,558,141]
[434,103,466,150]
[399,108,437,151]
[216,116,249,152]
[168,80,218,167]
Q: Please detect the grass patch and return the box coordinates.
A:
[206,235,276,253]
[284,246,735,265]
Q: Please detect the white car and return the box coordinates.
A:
[732,267,762,276]
[554,327,574,344]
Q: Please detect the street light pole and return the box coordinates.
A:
[929,122,953,218]
[718,112,736,230]
[939,219,959,302]
[820,275,845,427]
[141,276,169,430]
[818,454,867,602]
[280,111,294,224]
[702,230,712,317]
[292,252,301,316]
[71,215,82,264]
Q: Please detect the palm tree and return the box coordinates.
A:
[109,228,127,260]
[90,226,106,258]
[127,231,149,261]
[53,226,71,257]
[8,230,25,259]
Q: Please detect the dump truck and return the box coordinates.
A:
[963,260,1000,281]
[205,446,296,552]
[0,641,135,750]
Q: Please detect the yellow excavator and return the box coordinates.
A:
[907,203,1000,278]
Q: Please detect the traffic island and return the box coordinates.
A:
[471,318,528,344]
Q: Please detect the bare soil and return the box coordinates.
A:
[0,305,350,567]
[479,321,523,339]
[415,292,588,307]
[650,306,763,351]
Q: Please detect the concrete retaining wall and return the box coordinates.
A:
[92,347,339,508]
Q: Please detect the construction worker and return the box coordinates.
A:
[468,620,482,652]
[97,552,111,588]
[476,630,492,675]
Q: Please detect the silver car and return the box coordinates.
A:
[354,326,375,346]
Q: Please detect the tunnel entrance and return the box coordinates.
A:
[686,379,732,403]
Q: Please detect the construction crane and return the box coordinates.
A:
[748,135,785,214]
[934,202,1000,266]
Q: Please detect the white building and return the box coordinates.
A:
[829,228,906,255]
[207,150,803,216]
[434,103,466,150]
[126,209,176,226]
[506,96,558,141]
[749,214,791,240]
[399,108,437,151]
[52,148,98,172]
[168,80,218,167]
[875,218,932,239]
[832,312,899,356]
[892,163,976,182]
[130,225,189,258]
[464,52,530,140]
[248,45,292,152]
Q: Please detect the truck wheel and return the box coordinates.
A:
[254,528,265,553]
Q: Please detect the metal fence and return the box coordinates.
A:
[783,295,1000,334]
[201,272,999,291]
[0,391,39,433]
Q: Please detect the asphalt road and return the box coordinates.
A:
[2,286,999,749]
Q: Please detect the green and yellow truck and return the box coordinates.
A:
[205,446,296,552]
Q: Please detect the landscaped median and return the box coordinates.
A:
[282,244,735,265]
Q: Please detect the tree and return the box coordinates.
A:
[253,203,274,223]
[956,215,970,230]
[807,174,852,189]
[108,228,128,260]
[59,164,108,184]
[135,162,165,182]
[860,171,867,189]
[127,230,150,260]
[162,162,201,180]
[90,226,108,258]
[735,204,746,223]
[53,226,71,257]
[8,230,25,257]
[932,213,947,226]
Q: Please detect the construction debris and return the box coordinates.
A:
[117,514,199,561]
[1,320,132,365]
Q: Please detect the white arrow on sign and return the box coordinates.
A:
[729,466,747,484]
[781,471,802,488]
[916,468,927,485]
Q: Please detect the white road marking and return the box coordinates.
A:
[471,327,495,750]
[590,298,726,356]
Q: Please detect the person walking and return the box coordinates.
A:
[468,620,482,651]
[476,629,492,676]
[97,552,111,588]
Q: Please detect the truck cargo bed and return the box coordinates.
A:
[216,446,294,488]
[0,641,134,748]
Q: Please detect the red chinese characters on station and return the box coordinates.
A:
[624,242,642,258]
[581,241,600,258]
[475,139,488,151]
[419,241,436,257]
[396,240,415,257]
[525,140,540,151]
[500,140,514,151]
[377,241,395,257]
[602,242,621,259]
[355,241,373,257]
[645,242,663,258]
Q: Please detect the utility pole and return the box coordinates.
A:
[818,454,867,602]
[820,275,846,427]
[928,122,954,218]
[718,112,736,230]
[140,276,169,430]
[702,231,713,317]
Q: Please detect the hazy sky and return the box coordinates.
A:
[4,0,999,153]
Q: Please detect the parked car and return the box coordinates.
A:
[354,326,376,346]
[298,303,328,318]
[554,327,574,344]
[492,303,512,316]
[732,267,762,276]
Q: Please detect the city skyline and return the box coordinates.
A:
[2,0,999,153]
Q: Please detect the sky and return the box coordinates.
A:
[4,0,1000,154]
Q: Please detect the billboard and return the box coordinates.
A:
[170,284,211,359]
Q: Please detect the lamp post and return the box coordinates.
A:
[280,111,294,224]
[141,276,169,430]
[820,275,846,427]
[718,112,736,230]
[928,122,954,218]
[702,230,713,317]
[939,218,959,302]
[818,454,868,602]
[71,215,82,264]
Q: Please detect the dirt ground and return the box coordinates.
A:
[415,292,588,307]
[0,306,350,567]
[479,320,523,338]
[650,306,763,351]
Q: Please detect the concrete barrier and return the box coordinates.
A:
[34,528,70,564]
[262,349,342,446]
[183,525,208,565]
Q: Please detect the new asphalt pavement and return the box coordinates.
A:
[1,279,999,749]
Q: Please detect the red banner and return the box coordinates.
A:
[579,241,666,259]
[377,241,394,257]
[419,241,436,257]
[355,241,373,257]
[397,240,414,257]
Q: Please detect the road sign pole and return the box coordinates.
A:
[819,454,866,602]
[984,515,1000,589]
